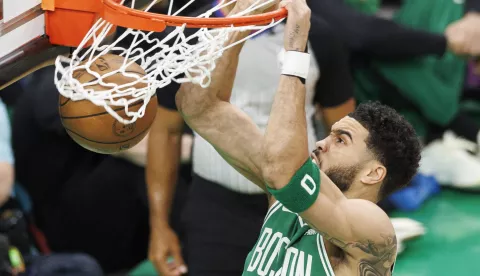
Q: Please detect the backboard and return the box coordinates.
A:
[0,0,70,90]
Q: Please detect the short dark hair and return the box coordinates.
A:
[349,101,421,200]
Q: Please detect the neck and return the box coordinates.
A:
[343,186,379,203]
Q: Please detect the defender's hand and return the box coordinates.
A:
[149,225,187,276]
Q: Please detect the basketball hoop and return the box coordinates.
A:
[54,0,287,124]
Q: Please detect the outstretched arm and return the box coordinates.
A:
[176,2,271,190]
[176,0,312,191]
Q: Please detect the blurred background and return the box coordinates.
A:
[0,0,479,275]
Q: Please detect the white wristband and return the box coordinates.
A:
[279,50,311,80]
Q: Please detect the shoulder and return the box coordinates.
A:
[347,199,392,226]
[346,199,395,244]
[344,199,397,274]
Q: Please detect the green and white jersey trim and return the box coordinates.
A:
[263,201,282,225]
[317,234,335,276]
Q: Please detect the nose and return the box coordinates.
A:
[315,139,327,153]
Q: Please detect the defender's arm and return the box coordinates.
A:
[146,106,188,275]
[146,107,184,228]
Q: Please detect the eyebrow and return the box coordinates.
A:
[332,129,353,142]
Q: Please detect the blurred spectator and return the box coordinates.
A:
[1,96,105,276]
[11,66,150,273]
[446,11,480,56]
[351,0,478,138]
[0,99,14,207]
[303,0,480,190]
[302,0,480,150]
[310,0,449,61]
[341,0,480,188]
[308,0,479,137]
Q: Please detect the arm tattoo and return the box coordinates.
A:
[354,235,396,276]
[315,229,396,276]
[288,24,302,51]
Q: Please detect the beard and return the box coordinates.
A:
[324,164,362,192]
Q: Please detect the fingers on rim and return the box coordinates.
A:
[279,0,293,8]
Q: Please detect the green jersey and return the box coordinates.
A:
[243,201,334,276]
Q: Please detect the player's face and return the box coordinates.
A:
[311,116,372,192]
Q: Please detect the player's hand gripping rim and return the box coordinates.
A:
[280,0,311,52]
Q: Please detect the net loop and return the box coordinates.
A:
[55,0,285,124]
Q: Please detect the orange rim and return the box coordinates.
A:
[102,0,287,32]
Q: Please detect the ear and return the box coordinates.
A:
[360,162,386,185]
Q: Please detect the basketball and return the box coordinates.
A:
[59,54,157,154]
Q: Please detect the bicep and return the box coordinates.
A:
[302,192,397,274]
[292,163,396,261]
[298,169,353,244]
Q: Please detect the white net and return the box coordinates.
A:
[54,0,284,124]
